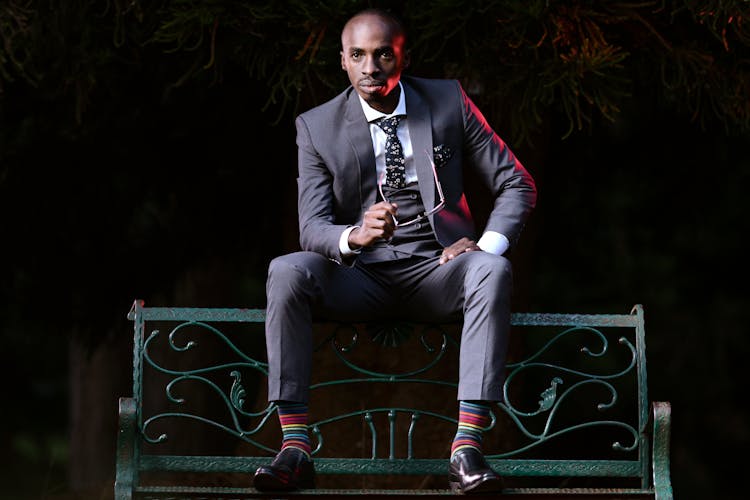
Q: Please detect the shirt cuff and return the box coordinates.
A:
[339,226,362,257]
[477,231,509,256]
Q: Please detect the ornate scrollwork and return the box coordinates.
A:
[138,317,641,461]
[320,323,453,380]
[308,407,460,459]
[489,326,639,458]
[139,321,275,451]
[365,321,414,347]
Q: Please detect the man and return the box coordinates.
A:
[252,8,536,494]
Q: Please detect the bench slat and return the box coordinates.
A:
[140,455,643,477]
[134,485,655,498]
[128,301,643,328]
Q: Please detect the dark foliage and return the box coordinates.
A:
[1,1,748,499]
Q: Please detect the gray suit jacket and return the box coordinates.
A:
[294,76,537,263]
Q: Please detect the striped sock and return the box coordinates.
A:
[451,401,491,457]
[277,402,311,456]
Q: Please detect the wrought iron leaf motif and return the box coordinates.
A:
[230,370,246,411]
[366,321,414,347]
[537,377,563,412]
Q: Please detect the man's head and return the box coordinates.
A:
[340,9,409,113]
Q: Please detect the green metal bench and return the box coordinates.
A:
[116,299,673,499]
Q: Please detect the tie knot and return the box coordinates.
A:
[376,115,401,135]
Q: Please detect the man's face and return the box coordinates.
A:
[340,14,409,113]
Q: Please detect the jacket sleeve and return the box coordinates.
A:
[457,81,537,248]
[295,114,355,263]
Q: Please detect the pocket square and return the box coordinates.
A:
[433,144,453,168]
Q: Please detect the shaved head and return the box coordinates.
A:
[341,9,406,49]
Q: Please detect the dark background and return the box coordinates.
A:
[1,1,748,499]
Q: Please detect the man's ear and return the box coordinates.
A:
[402,49,411,70]
[340,51,346,71]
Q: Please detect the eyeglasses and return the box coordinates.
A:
[378,151,445,227]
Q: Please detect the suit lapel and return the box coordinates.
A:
[342,83,437,214]
[403,82,436,212]
[344,90,378,208]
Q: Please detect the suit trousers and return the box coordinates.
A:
[264,250,512,403]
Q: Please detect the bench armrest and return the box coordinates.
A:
[115,397,137,500]
[652,401,673,500]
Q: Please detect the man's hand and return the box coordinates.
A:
[348,201,399,249]
[439,237,481,265]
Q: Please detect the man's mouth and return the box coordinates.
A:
[359,79,385,90]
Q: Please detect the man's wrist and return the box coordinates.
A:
[339,226,362,256]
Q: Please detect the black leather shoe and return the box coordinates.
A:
[449,447,504,494]
[253,447,316,491]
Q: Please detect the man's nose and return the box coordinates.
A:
[361,55,379,74]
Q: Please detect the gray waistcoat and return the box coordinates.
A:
[359,183,443,263]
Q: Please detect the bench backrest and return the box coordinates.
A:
[124,300,651,489]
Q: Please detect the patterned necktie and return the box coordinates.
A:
[375,116,406,189]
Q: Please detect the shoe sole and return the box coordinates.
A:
[449,476,504,494]
[254,471,315,492]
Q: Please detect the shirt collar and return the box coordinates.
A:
[358,81,407,123]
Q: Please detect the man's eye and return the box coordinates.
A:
[380,52,394,60]
[351,51,362,59]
